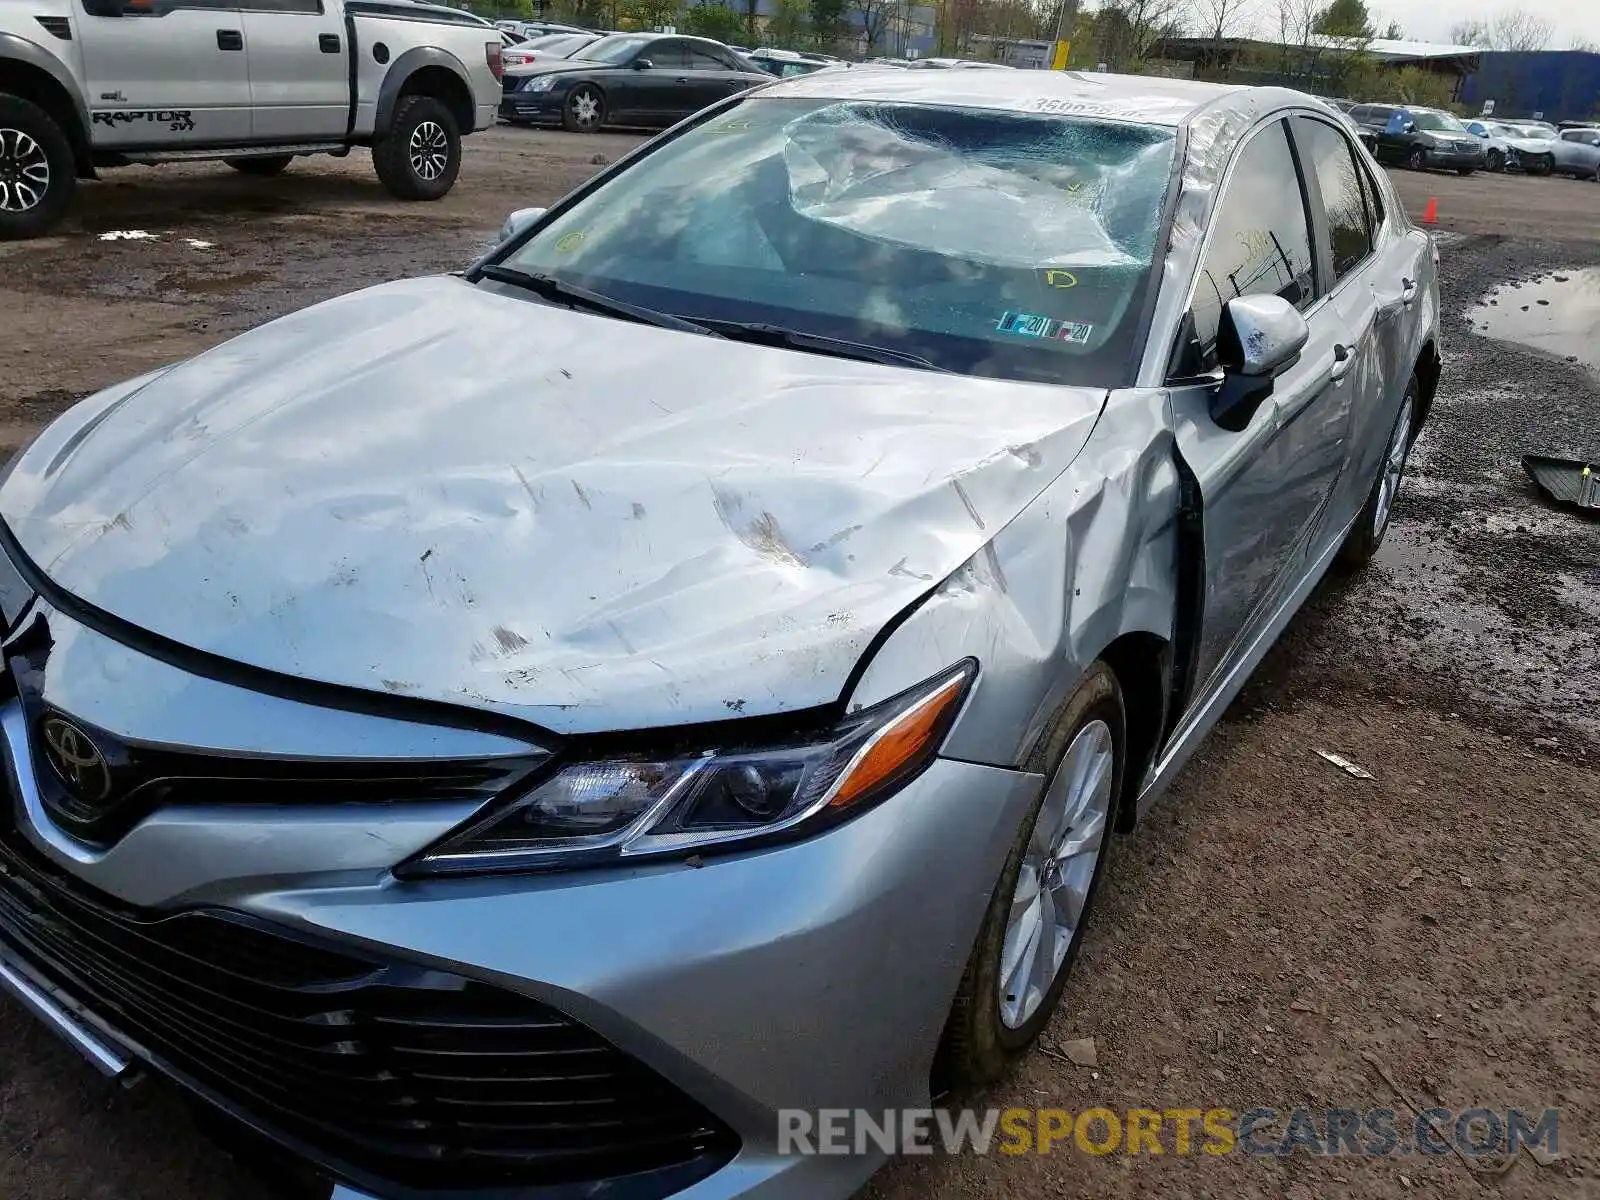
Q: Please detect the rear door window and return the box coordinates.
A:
[1294,116,1374,283]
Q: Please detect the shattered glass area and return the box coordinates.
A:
[779,102,1172,270]
[508,97,1175,385]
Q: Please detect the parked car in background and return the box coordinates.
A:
[1349,104,1484,174]
[500,32,770,131]
[1318,97,1375,152]
[1494,122,1559,174]
[0,70,1439,1200]
[906,56,1013,68]
[505,20,592,40]
[1553,127,1600,179]
[1464,119,1509,170]
[0,0,503,238]
[746,48,835,77]
[504,31,600,68]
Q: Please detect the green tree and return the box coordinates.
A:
[1313,0,1372,39]
[767,0,811,45]
[1380,19,1402,38]
[618,0,677,26]
[682,0,748,39]
[810,0,846,48]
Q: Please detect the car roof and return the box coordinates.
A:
[761,67,1259,128]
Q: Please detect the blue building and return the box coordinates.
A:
[1461,51,1600,124]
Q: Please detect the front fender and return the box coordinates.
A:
[846,389,1181,770]
[372,45,471,137]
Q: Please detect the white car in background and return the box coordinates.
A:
[504,31,600,68]
[1486,121,1559,175]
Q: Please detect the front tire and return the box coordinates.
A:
[562,85,605,133]
[0,95,76,240]
[1487,149,1504,172]
[225,154,293,177]
[938,662,1125,1089]
[1337,377,1418,570]
[1529,154,1553,176]
[1407,145,1427,171]
[372,95,460,201]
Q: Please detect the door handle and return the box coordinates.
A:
[1399,277,1418,307]
[319,32,341,53]
[1329,343,1353,383]
[216,28,243,50]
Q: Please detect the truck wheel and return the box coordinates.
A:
[373,95,460,201]
[0,95,76,240]
[226,155,293,177]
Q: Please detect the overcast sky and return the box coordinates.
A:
[1352,1,1600,47]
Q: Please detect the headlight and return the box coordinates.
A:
[404,660,975,876]
[521,75,559,93]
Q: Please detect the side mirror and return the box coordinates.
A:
[1402,120,1416,133]
[631,57,653,70]
[1209,295,1309,431]
[498,206,547,242]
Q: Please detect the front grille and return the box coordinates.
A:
[503,74,522,94]
[0,823,737,1192]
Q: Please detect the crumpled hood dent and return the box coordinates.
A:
[1,276,1105,734]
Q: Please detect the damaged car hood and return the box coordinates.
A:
[0,276,1105,734]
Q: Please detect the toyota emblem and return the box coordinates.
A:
[40,716,112,804]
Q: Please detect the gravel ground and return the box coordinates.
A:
[0,132,1597,1200]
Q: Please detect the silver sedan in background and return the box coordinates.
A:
[0,71,1440,1200]
[1553,126,1600,179]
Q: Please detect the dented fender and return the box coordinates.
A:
[848,389,1180,771]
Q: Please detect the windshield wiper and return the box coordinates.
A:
[699,320,951,373]
[479,264,720,337]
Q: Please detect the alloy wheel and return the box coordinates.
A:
[408,121,450,182]
[1373,395,1414,540]
[570,90,601,129]
[0,127,49,213]
[998,719,1115,1030]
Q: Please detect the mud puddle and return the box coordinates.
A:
[1469,267,1600,374]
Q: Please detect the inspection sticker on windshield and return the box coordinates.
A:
[996,311,1093,344]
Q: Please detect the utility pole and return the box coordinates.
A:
[1050,0,1079,69]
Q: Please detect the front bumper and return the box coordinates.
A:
[1419,146,1484,168]
[500,94,563,123]
[0,605,1042,1199]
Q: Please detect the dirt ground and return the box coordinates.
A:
[0,130,1597,1200]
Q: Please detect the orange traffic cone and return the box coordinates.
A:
[1422,196,1438,225]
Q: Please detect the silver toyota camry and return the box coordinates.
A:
[0,69,1438,1200]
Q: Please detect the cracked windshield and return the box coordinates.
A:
[501,97,1175,384]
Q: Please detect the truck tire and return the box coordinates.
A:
[226,155,294,177]
[0,95,76,240]
[372,95,460,201]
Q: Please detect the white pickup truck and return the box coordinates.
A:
[0,0,503,238]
